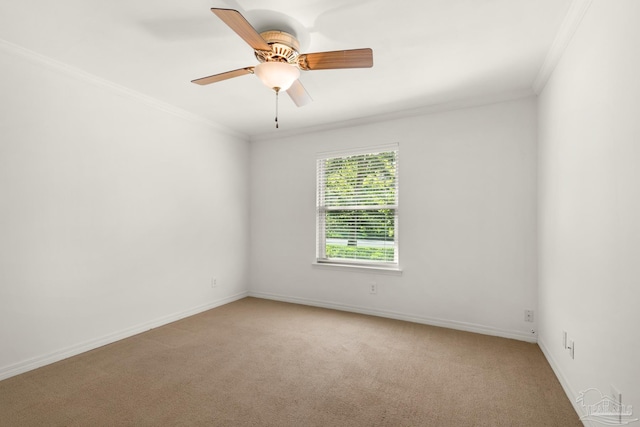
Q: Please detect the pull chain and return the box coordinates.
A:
[274,87,280,129]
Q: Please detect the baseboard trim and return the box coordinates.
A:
[248,291,537,343]
[0,291,248,381]
[538,337,589,426]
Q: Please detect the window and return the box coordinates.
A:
[316,144,399,268]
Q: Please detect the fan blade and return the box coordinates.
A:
[191,67,254,85]
[211,8,271,51]
[298,48,373,71]
[287,79,313,107]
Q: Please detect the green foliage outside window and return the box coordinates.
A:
[325,244,395,262]
[321,150,397,263]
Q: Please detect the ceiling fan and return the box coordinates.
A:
[192,8,374,128]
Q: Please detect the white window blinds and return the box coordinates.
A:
[316,144,399,266]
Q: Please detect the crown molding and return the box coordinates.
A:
[532,0,593,94]
[250,87,534,143]
[0,38,248,141]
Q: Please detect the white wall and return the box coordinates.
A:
[250,97,538,341]
[0,44,250,379]
[537,0,640,420]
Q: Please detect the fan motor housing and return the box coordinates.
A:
[255,30,300,64]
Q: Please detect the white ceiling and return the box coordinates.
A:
[0,0,572,139]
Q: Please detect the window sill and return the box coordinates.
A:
[312,261,403,276]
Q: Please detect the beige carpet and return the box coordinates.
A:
[0,297,581,426]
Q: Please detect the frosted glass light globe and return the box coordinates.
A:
[254,62,300,91]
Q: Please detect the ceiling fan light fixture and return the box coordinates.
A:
[254,61,300,91]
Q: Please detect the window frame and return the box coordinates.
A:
[315,143,400,270]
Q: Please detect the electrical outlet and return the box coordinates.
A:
[369,283,377,294]
[567,340,574,359]
[211,277,217,288]
[524,309,534,322]
[562,331,568,349]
